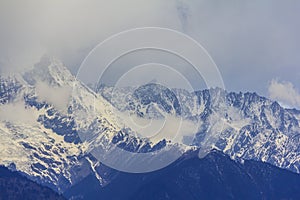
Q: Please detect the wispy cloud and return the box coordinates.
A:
[36,81,72,113]
[268,79,300,109]
[114,109,200,145]
[0,101,38,125]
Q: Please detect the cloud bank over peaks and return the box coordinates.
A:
[0,0,182,75]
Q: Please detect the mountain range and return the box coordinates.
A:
[1,57,300,199]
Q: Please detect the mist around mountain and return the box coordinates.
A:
[0,57,300,199]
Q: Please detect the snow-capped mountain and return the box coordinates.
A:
[0,57,93,192]
[1,56,300,194]
[0,56,171,192]
[99,84,300,173]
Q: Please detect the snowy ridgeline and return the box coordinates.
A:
[0,57,300,192]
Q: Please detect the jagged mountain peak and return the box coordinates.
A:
[100,84,300,173]
[20,55,74,87]
[1,59,300,194]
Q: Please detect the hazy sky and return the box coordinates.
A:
[0,0,299,108]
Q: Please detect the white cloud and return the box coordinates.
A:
[36,81,72,113]
[177,0,300,94]
[0,102,38,125]
[268,79,300,109]
[114,109,200,145]
[0,0,181,74]
[1,0,300,97]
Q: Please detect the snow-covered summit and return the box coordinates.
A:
[1,57,300,193]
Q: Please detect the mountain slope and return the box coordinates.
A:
[0,166,65,200]
[0,57,169,192]
[64,150,300,200]
[0,57,106,192]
